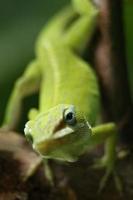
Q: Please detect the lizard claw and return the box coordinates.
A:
[98,169,123,195]
[92,157,123,194]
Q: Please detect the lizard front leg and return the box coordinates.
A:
[91,123,122,193]
[2,60,41,130]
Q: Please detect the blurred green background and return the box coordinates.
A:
[0,0,132,125]
[124,1,133,99]
[0,0,68,125]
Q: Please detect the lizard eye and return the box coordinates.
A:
[63,107,76,125]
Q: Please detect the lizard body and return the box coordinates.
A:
[2,0,119,191]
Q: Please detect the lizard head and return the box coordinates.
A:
[24,104,92,162]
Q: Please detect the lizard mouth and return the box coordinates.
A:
[34,126,74,155]
[34,137,65,155]
[53,119,66,134]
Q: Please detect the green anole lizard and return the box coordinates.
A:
[2,0,120,192]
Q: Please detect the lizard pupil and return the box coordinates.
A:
[64,110,76,125]
[66,112,73,121]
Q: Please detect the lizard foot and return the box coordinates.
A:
[92,157,123,194]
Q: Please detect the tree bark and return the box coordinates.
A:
[92,0,133,143]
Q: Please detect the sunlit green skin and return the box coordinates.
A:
[36,6,100,125]
[2,0,118,190]
[38,42,99,124]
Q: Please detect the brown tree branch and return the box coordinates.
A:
[92,0,132,142]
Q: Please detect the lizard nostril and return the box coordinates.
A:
[24,123,33,144]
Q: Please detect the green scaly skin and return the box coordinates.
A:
[2,0,121,192]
